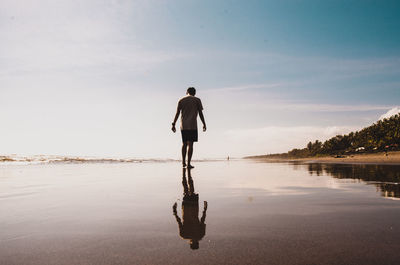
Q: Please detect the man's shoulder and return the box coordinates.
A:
[179,95,201,103]
[178,95,189,102]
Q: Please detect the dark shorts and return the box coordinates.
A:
[181,130,198,143]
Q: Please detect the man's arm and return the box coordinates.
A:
[173,202,183,228]
[199,110,206,132]
[200,201,208,223]
[171,104,181,133]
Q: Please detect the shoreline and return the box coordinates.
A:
[249,151,400,165]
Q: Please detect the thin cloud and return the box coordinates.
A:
[232,52,400,78]
[238,102,393,113]
[225,125,360,156]
[205,83,285,92]
[274,103,393,112]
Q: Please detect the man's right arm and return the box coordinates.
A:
[171,102,181,133]
[173,202,183,228]
[198,99,206,132]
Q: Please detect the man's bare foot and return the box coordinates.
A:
[187,164,194,169]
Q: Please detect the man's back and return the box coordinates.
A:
[178,95,203,130]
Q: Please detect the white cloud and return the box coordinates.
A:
[379,107,400,120]
[0,0,185,79]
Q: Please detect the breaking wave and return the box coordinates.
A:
[0,155,228,165]
[0,155,176,165]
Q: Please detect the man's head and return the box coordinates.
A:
[187,87,196,96]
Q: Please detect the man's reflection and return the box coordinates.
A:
[173,168,207,250]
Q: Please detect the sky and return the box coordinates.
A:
[1,0,400,159]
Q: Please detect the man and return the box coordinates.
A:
[171,87,206,168]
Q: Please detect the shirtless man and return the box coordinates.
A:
[171,87,206,168]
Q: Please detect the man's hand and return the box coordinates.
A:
[204,201,208,210]
[171,124,176,133]
[203,125,207,132]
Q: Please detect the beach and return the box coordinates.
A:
[2,0,399,264]
[1,160,400,265]
[253,151,400,165]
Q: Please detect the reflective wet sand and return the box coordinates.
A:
[1,161,400,265]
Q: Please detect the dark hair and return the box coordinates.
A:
[187,87,196,96]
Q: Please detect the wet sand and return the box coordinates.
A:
[1,161,400,265]
[258,151,400,164]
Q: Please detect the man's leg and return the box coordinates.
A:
[182,142,188,167]
[187,141,194,168]
[182,168,188,195]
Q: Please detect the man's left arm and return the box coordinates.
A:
[199,110,206,132]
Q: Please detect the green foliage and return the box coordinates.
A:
[253,113,400,159]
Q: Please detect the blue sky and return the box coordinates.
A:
[1,0,399,158]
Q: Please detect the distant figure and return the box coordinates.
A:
[227,156,230,161]
[173,168,208,250]
[172,87,206,168]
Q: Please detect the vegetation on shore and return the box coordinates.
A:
[247,113,400,159]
